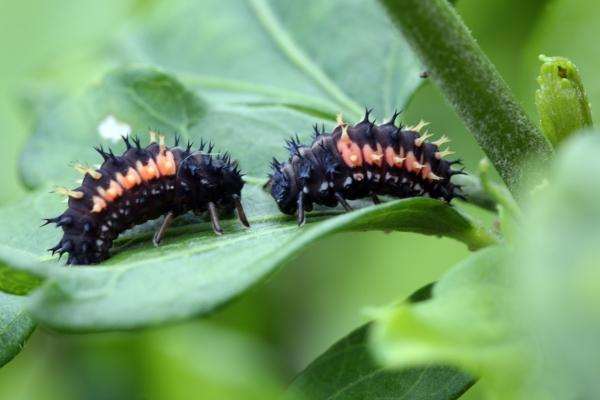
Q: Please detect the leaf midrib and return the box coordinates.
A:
[247,0,363,118]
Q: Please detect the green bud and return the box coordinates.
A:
[536,55,593,147]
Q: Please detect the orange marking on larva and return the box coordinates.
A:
[98,180,124,202]
[91,195,107,213]
[337,136,363,168]
[344,143,363,167]
[117,167,142,189]
[336,140,349,154]
[128,168,142,184]
[108,180,123,198]
[136,159,161,181]
[156,150,176,176]
[339,146,356,167]
[385,146,396,167]
[405,151,417,172]
[363,143,384,166]
[420,163,432,179]
[350,143,363,165]
[115,172,128,189]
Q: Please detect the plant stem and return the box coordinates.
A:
[379,0,553,196]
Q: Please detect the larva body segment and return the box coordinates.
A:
[44,134,249,265]
[269,109,465,224]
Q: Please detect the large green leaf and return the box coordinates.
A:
[370,246,525,398]
[9,0,493,332]
[0,292,35,368]
[21,0,424,189]
[286,325,473,400]
[21,67,334,189]
[511,132,600,399]
[0,182,494,331]
[121,0,421,118]
[9,57,495,333]
[368,134,600,399]
[285,284,475,400]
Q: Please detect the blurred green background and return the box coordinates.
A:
[0,0,596,398]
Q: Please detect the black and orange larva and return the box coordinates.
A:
[43,132,249,265]
[269,109,465,224]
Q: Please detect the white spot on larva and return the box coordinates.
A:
[328,181,334,188]
[303,187,309,194]
[320,182,328,191]
[98,115,131,143]
[344,177,353,186]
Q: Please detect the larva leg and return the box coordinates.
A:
[334,192,353,212]
[233,194,250,228]
[208,202,224,235]
[297,192,306,227]
[371,194,381,205]
[153,211,175,247]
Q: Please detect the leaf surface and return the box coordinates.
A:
[0,292,35,368]
[8,2,494,332]
[0,183,493,331]
[285,284,474,400]
[21,0,425,189]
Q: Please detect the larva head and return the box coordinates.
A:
[270,160,298,215]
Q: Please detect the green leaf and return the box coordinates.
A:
[0,183,494,331]
[121,0,421,118]
[20,67,209,189]
[536,55,593,147]
[0,292,35,368]
[21,0,425,189]
[0,265,42,296]
[368,135,600,399]
[511,132,600,399]
[286,325,473,400]
[8,35,495,331]
[370,246,524,397]
[285,284,475,400]
[11,2,494,331]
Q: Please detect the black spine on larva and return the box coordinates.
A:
[270,109,465,218]
[45,136,244,265]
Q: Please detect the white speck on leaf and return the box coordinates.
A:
[98,115,131,143]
